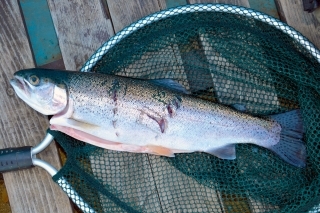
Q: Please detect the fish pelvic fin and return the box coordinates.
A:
[268,109,306,168]
[146,145,175,157]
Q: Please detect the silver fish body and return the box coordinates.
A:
[10,69,306,167]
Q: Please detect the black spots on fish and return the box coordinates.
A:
[152,90,167,105]
[100,79,108,87]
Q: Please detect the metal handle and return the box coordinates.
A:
[0,132,55,174]
[0,146,33,172]
[31,133,54,155]
[0,132,96,212]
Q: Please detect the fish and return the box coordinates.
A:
[10,68,306,167]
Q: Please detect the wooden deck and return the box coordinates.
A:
[0,0,319,212]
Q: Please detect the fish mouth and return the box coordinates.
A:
[10,75,26,91]
[10,75,30,99]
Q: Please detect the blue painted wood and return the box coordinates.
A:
[166,0,187,8]
[19,0,62,67]
[248,0,279,18]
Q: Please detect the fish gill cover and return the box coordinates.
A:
[51,4,320,213]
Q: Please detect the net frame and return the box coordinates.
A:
[80,4,320,73]
[49,3,320,213]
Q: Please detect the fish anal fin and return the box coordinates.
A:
[146,145,175,157]
[206,144,236,160]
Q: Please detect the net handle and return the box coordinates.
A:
[0,132,97,213]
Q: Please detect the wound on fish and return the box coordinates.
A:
[167,105,174,118]
[109,79,122,104]
[112,90,117,103]
[167,96,182,118]
[112,120,117,129]
[146,113,167,133]
[159,118,167,133]
[113,107,118,115]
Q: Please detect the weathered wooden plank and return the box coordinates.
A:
[89,152,162,212]
[90,1,164,212]
[165,0,188,8]
[275,0,320,49]
[107,1,223,212]
[249,198,279,212]
[19,0,62,67]
[0,1,73,213]
[148,156,224,213]
[248,0,279,18]
[187,0,279,110]
[186,0,251,98]
[198,33,280,112]
[187,1,278,212]
[106,0,160,33]
[119,42,188,83]
[47,0,114,70]
[315,8,320,23]
[186,0,281,111]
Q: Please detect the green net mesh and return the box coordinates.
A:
[51,4,320,213]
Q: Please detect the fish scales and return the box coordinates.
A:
[63,72,279,151]
[10,69,306,167]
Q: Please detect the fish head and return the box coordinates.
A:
[10,69,68,115]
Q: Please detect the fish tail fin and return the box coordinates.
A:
[267,110,306,168]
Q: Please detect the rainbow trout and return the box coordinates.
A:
[10,68,306,167]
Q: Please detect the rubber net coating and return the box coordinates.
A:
[51,4,320,213]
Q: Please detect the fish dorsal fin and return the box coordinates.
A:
[206,144,236,160]
[231,103,247,112]
[149,79,189,94]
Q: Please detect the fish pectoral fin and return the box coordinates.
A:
[146,145,175,157]
[206,144,236,160]
[51,116,100,130]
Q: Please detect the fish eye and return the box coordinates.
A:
[29,75,40,86]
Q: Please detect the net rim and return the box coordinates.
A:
[80,3,320,73]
